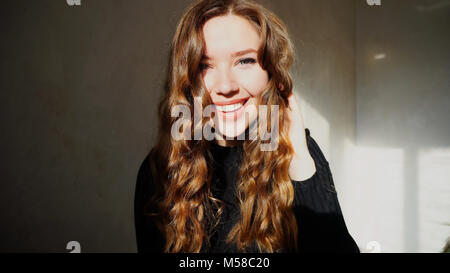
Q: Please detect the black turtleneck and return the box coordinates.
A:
[134,128,360,253]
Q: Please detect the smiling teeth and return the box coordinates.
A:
[215,102,244,112]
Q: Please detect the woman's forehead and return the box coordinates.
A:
[202,14,260,58]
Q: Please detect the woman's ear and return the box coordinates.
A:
[278,83,285,91]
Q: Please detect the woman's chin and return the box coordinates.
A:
[214,127,246,140]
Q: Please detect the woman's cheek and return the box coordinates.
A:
[241,70,269,97]
[202,74,214,94]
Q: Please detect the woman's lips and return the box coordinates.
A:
[213,98,250,121]
[213,98,249,106]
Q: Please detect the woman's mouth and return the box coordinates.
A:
[213,98,250,121]
[215,101,244,112]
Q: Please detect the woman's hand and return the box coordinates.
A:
[286,93,317,181]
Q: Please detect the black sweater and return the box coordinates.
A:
[134,128,360,253]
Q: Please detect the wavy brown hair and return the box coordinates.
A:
[145,0,298,253]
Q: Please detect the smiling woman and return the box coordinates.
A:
[134,0,360,253]
[199,15,268,140]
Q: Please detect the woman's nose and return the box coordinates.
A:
[213,68,238,96]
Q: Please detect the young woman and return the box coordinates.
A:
[134,0,359,253]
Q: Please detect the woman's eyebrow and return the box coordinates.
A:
[201,48,258,60]
[231,48,257,58]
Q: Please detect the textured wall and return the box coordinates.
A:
[355,0,450,252]
[0,0,192,252]
[0,0,356,252]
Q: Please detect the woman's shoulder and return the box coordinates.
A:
[135,149,157,208]
[134,148,166,253]
[295,128,331,183]
[304,128,330,169]
[138,150,152,176]
[137,150,152,181]
[138,147,161,178]
[292,128,338,211]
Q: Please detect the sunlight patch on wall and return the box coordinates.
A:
[339,139,404,252]
[418,147,450,252]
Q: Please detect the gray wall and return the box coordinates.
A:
[355,0,450,252]
[0,0,192,252]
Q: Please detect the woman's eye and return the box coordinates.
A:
[199,63,210,71]
[200,58,256,71]
[238,58,256,65]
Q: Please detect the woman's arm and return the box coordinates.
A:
[292,130,360,253]
[134,151,165,253]
[286,93,317,181]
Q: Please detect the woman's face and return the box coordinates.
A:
[200,14,269,141]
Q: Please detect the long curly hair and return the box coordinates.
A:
[145,0,298,253]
